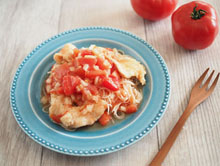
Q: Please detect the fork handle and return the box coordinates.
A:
[149,105,195,166]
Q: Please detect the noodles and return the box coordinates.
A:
[96,78,142,120]
[113,111,125,120]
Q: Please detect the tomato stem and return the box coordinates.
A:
[191,4,207,20]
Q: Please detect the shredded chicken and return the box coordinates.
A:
[49,94,107,128]
[111,54,146,85]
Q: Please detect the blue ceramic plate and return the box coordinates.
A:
[10,27,170,156]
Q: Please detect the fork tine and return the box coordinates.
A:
[208,73,220,93]
[203,70,215,89]
[195,68,209,86]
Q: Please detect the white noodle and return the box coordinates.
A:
[113,111,125,120]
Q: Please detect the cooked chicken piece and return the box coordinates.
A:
[49,94,107,128]
[54,43,76,63]
[111,54,146,85]
[49,94,72,115]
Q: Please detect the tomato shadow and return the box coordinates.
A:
[143,18,199,66]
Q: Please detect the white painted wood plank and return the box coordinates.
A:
[0,0,61,165]
[144,0,220,165]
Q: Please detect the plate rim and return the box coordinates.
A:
[10,26,170,156]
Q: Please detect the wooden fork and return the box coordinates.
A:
[150,68,219,166]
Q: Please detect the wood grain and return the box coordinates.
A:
[144,0,220,165]
[0,0,220,165]
[0,0,61,165]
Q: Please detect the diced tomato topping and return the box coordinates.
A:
[87,84,98,95]
[106,48,113,51]
[85,70,106,78]
[96,57,104,68]
[99,112,111,126]
[54,64,70,80]
[50,114,61,123]
[126,104,138,114]
[70,67,85,78]
[110,63,118,73]
[71,59,79,68]
[111,70,120,79]
[50,111,68,123]
[80,50,94,56]
[78,57,97,67]
[107,59,113,66]
[50,86,64,94]
[102,75,119,91]
[62,75,80,95]
[96,57,111,70]
[73,48,79,57]
[81,83,98,98]
[109,74,120,83]
[56,87,64,94]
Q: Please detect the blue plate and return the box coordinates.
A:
[10,27,170,156]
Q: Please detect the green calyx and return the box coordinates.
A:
[191,4,207,20]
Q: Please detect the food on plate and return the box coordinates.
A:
[171,1,219,50]
[41,43,146,129]
[130,0,178,21]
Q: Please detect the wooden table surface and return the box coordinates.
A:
[1,0,220,165]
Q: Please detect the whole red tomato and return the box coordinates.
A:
[131,0,178,21]
[172,1,219,50]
